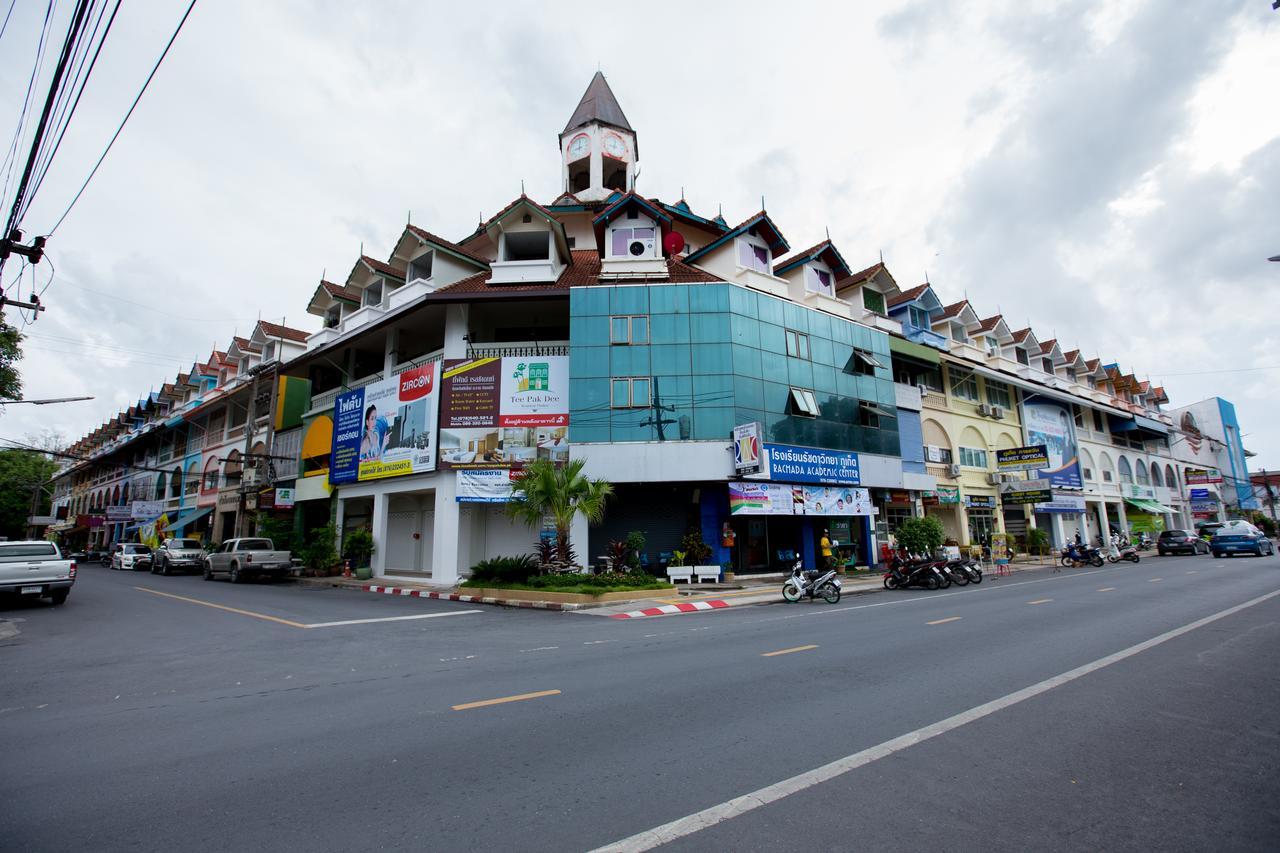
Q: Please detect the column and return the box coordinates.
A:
[570,509,589,574]
[1116,499,1130,542]
[444,304,470,358]
[383,327,400,378]
[431,476,461,586]
[370,491,388,577]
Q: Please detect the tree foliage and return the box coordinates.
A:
[0,313,22,402]
[0,448,58,539]
[895,516,946,555]
[507,458,612,570]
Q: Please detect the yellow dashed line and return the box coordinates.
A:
[762,644,819,657]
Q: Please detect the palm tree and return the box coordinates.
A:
[507,458,612,570]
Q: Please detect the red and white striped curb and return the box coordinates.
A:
[609,600,731,619]
[362,584,571,610]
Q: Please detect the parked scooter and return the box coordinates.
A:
[949,557,983,584]
[1105,536,1142,564]
[1061,542,1104,568]
[782,560,842,604]
[883,554,950,591]
[1135,533,1154,551]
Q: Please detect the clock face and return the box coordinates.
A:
[604,133,627,159]
[567,134,590,160]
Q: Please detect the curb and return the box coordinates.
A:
[363,584,582,611]
[609,600,732,619]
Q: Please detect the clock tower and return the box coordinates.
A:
[559,72,637,202]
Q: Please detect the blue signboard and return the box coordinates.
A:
[1189,488,1210,501]
[1022,395,1082,489]
[764,443,860,485]
[329,388,365,484]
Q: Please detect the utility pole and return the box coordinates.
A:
[235,367,263,538]
[639,377,678,441]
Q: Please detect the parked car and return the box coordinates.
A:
[202,538,293,583]
[1156,529,1209,556]
[1210,522,1274,558]
[110,543,152,571]
[151,538,206,575]
[1196,521,1225,541]
[0,540,76,605]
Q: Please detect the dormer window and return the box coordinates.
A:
[363,280,384,307]
[263,342,276,362]
[1042,358,1054,373]
[737,236,770,273]
[239,357,250,373]
[503,231,551,262]
[984,337,1000,356]
[1015,348,1030,366]
[323,305,342,329]
[806,266,834,297]
[408,251,434,283]
[951,324,968,343]
[609,224,656,258]
[907,305,929,328]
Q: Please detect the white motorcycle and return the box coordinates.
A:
[782,560,842,604]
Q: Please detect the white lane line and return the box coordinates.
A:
[305,611,482,628]
[520,646,560,653]
[590,587,1280,853]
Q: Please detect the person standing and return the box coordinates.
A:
[820,529,836,570]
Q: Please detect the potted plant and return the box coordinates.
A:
[301,523,338,577]
[343,527,376,580]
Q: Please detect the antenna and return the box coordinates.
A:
[924,270,929,284]
[680,186,685,200]
[879,249,884,264]
[761,194,766,211]
[520,179,525,195]
[825,226,831,242]
[408,209,412,225]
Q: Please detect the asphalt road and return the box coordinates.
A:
[2,553,1278,852]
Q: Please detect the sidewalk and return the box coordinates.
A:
[291,555,1066,617]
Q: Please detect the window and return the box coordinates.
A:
[1136,461,1150,485]
[858,401,882,428]
[503,231,550,261]
[408,251,434,282]
[865,289,888,315]
[610,315,649,345]
[363,280,383,307]
[1083,467,1094,481]
[1092,409,1105,432]
[849,348,882,376]
[610,226,656,257]
[959,446,988,468]
[1118,456,1133,484]
[737,239,769,272]
[950,324,967,343]
[262,342,275,362]
[789,387,820,417]
[985,380,1011,409]
[948,367,979,402]
[906,305,929,328]
[984,337,1000,356]
[1015,348,1029,365]
[566,236,576,249]
[1042,358,1055,374]
[924,444,953,464]
[1073,405,1085,428]
[611,377,650,408]
[786,330,810,360]
[807,267,834,296]
[1102,469,1113,483]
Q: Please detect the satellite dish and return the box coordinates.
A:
[663,231,686,255]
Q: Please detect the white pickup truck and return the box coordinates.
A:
[202,538,293,584]
[0,540,76,605]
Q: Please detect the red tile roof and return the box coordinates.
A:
[887,283,930,307]
[432,250,719,296]
[938,300,970,320]
[1062,349,1081,362]
[259,321,309,343]
[1011,328,1033,344]
[361,255,405,280]
[975,315,1004,333]
[405,224,490,266]
[321,280,361,303]
[842,261,885,284]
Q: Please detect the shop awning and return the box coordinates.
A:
[168,506,213,532]
[1125,498,1176,515]
[889,336,940,365]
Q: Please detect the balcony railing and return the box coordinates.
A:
[901,322,948,350]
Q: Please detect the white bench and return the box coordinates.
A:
[693,565,721,583]
[666,565,693,584]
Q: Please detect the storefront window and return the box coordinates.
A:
[967,509,995,544]
[985,381,1011,409]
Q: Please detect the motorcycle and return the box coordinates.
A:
[1106,539,1141,564]
[1060,543,1104,568]
[883,554,949,591]
[782,560,842,604]
[938,559,969,586]
[949,557,983,584]
[1135,533,1154,551]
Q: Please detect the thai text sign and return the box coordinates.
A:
[764,443,860,485]
[438,357,568,468]
[996,445,1049,472]
[729,482,872,516]
[922,486,960,506]
[1185,468,1223,485]
[330,364,439,484]
[1000,479,1053,504]
[106,506,132,522]
[131,500,164,520]
[456,468,521,503]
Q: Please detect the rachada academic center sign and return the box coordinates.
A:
[763,442,861,485]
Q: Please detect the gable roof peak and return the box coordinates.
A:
[563,71,633,135]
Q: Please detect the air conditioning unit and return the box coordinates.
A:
[978,403,995,418]
[987,472,1003,485]
[991,406,1006,419]
[628,236,655,257]
[947,463,962,478]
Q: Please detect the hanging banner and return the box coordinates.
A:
[330,363,440,484]
[457,468,522,503]
[1000,479,1053,505]
[105,506,133,522]
[733,422,762,475]
[764,443,860,485]
[1128,513,1166,533]
[996,445,1050,472]
[1122,483,1156,500]
[1035,494,1087,514]
[799,486,874,516]
[131,500,164,520]
[438,357,569,468]
[922,486,960,506]
[1021,395,1082,489]
[728,482,794,515]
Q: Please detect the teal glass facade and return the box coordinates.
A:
[569,283,900,456]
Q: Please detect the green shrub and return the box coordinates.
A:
[624,530,646,569]
[895,516,945,555]
[1025,527,1050,556]
[300,523,338,574]
[680,530,713,565]
[469,555,538,584]
[342,527,376,567]
[258,516,297,554]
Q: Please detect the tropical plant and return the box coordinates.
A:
[0,447,58,540]
[680,530,713,565]
[606,539,630,572]
[1025,527,1050,556]
[470,555,538,584]
[257,516,298,555]
[895,516,946,555]
[624,530,646,569]
[342,527,376,567]
[669,550,686,567]
[300,523,338,575]
[507,458,612,571]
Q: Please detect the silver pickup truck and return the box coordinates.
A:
[202,538,293,584]
[0,540,76,605]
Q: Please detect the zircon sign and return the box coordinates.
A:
[329,363,440,484]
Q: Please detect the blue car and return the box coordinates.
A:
[1210,523,1275,558]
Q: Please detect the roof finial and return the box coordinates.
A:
[879,248,884,264]
[761,194,766,211]
[825,225,831,242]
[520,179,525,196]
[360,240,364,256]
[680,185,685,200]
[924,269,930,284]
[408,209,412,225]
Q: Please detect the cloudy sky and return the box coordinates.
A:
[1,0,1277,464]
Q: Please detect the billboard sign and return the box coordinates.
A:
[438,357,569,468]
[330,363,440,484]
[1185,468,1223,485]
[106,506,132,522]
[131,500,164,520]
[922,486,960,506]
[456,468,523,503]
[728,482,872,516]
[996,445,1050,472]
[1022,395,1082,489]
[1000,479,1053,504]
[733,422,762,475]
[764,443,860,485]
